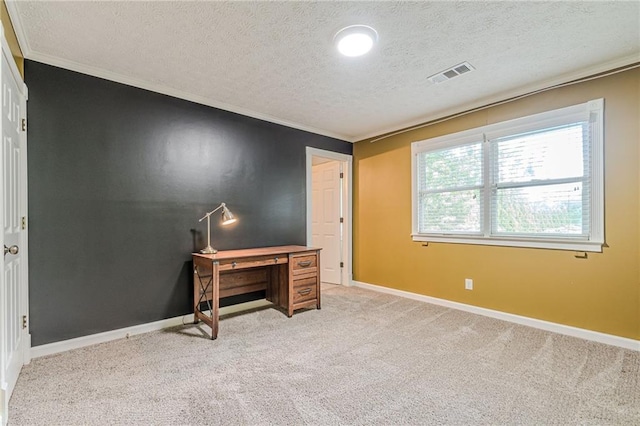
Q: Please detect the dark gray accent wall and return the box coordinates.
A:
[26,61,351,346]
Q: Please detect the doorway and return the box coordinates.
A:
[305,147,352,287]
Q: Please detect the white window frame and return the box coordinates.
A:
[411,99,604,252]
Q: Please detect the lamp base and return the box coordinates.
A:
[200,246,218,254]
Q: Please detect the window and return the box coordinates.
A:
[412,99,604,252]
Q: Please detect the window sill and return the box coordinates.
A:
[411,234,603,252]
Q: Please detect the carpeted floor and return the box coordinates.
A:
[9,284,640,425]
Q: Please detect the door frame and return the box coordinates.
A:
[306,147,352,287]
[0,22,29,426]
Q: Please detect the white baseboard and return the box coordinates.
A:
[29,286,638,358]
[30,314,195,359]
[353,281,640,352]
[30,299,273,359]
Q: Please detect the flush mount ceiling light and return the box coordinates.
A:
[334,25,378,57]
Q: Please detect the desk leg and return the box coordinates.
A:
[316,249,322,310]
[211,261,220,340]
[193,266,200,324]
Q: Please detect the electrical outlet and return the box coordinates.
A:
[465,278,473,290]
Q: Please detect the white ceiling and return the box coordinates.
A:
[7,1,640,142]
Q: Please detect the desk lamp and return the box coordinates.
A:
[198,202,236,254]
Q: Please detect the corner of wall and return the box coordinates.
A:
[0,0,24,77]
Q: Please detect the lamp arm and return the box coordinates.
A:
[198,203,225,222]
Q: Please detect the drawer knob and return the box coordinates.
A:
[297,260,312,268]
[232,261,237,268]
[274,257,279,263]
[297,288,312,295]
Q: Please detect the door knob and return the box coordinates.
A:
[4,245,19,256]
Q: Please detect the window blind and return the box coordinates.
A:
[489,123,590,238]
[416,142,483,233]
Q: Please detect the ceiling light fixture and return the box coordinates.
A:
[334,25,378,57]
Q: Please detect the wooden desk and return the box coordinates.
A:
[192,245,321,339]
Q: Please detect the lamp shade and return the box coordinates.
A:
[221,204,236,225]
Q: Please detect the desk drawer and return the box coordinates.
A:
[292,254,317,270]
[293,277,318,304]
[218,255,288,271]
[291,254,318,278]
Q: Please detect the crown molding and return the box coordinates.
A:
[354,53,640,142]
[4,1,28,57]
[29,51,353,142]
[5,1,352,142]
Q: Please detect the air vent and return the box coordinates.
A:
[427,62,475,84]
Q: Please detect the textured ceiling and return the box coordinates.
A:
[7,1,640,142]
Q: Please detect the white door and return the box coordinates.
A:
[0,32,27,426]
[312,161,341,284]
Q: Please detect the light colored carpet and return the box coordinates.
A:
[9,284,640,425]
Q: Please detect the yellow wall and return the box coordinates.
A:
[354,68,640,340]
[0,0,24,77]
